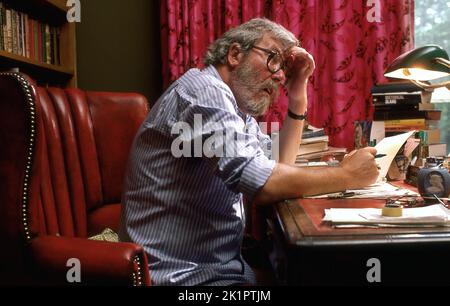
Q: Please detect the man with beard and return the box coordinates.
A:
[119,18,379,286]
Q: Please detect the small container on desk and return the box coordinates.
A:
[417,157,450,202]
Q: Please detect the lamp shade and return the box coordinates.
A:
[384,45,450,81]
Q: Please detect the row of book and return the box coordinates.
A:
[0,2,61,65]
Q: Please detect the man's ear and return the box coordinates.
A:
[226,43,243,68]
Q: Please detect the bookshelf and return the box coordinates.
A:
[0,0,76,87]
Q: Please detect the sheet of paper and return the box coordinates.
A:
[323,204,450,226]
[374,131,415,182]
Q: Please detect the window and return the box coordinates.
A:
[415,0,450,154]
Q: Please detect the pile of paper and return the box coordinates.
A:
[323,204,450,227]
[305,182,418,199]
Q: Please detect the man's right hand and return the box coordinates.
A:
[340,147,379,189]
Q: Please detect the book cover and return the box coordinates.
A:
[373,92,422,106]
[302,129,326,139]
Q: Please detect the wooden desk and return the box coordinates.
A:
[269,194,450,286]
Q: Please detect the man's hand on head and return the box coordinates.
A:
[283,47,315,104]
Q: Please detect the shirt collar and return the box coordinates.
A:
[203,65,248,122]
[203,65,222,81]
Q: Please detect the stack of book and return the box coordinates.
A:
[295,126,347,163]
[372,81,447,159]
[372,81,440,133]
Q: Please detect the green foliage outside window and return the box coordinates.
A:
[415,0,450,154]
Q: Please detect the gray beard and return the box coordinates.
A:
[230,61,279,117]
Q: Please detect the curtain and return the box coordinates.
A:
[160,0,414,150]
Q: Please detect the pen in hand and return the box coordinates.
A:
[374,154,386,158]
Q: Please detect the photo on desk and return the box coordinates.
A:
[354,121,372,149]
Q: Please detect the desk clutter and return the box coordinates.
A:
[304,182,418,199]
[320,183,450,227]
[370,81,449,183]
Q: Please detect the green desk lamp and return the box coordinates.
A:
[384,44,450,90]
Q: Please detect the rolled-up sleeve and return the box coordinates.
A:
[238,151,276,200]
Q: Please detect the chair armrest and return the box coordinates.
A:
[28,236,150,286]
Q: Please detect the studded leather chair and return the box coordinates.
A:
[0,72,151,285]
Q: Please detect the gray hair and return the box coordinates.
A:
[204,18,299,66]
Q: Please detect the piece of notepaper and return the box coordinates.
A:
[323,204,449,226]
[374,131,415,182]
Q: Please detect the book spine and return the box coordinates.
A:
[51,26,58,65]
[373,94,422,106]
[45,24,50,64]
[24,13,29,58]
[5,9,12,53]
[11,9,16,55]
[374,110,441,121]
[372,82,422,93]
[37,20,42,62]
[55,27,60,65]
[374,103,419,112]
[16,10,21,56]
[33,19,38,61]
[19,12,24,57]
[27,16,33,60]
[384,118,428,131]
[0,3,3,51]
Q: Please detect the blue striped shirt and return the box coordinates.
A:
[118,65,276,286]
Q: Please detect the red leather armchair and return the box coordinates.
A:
[0,72,151,285]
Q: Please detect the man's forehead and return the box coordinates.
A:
[257,34,290,52]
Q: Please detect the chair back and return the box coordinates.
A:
[0,72,149,283]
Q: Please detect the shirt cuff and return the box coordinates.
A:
[238,153,276,201]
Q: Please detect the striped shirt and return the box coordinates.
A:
[118,65,276,286]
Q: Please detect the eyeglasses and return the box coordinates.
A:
[251,45,285,74]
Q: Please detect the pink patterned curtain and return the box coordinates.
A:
[160,0,414,150]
